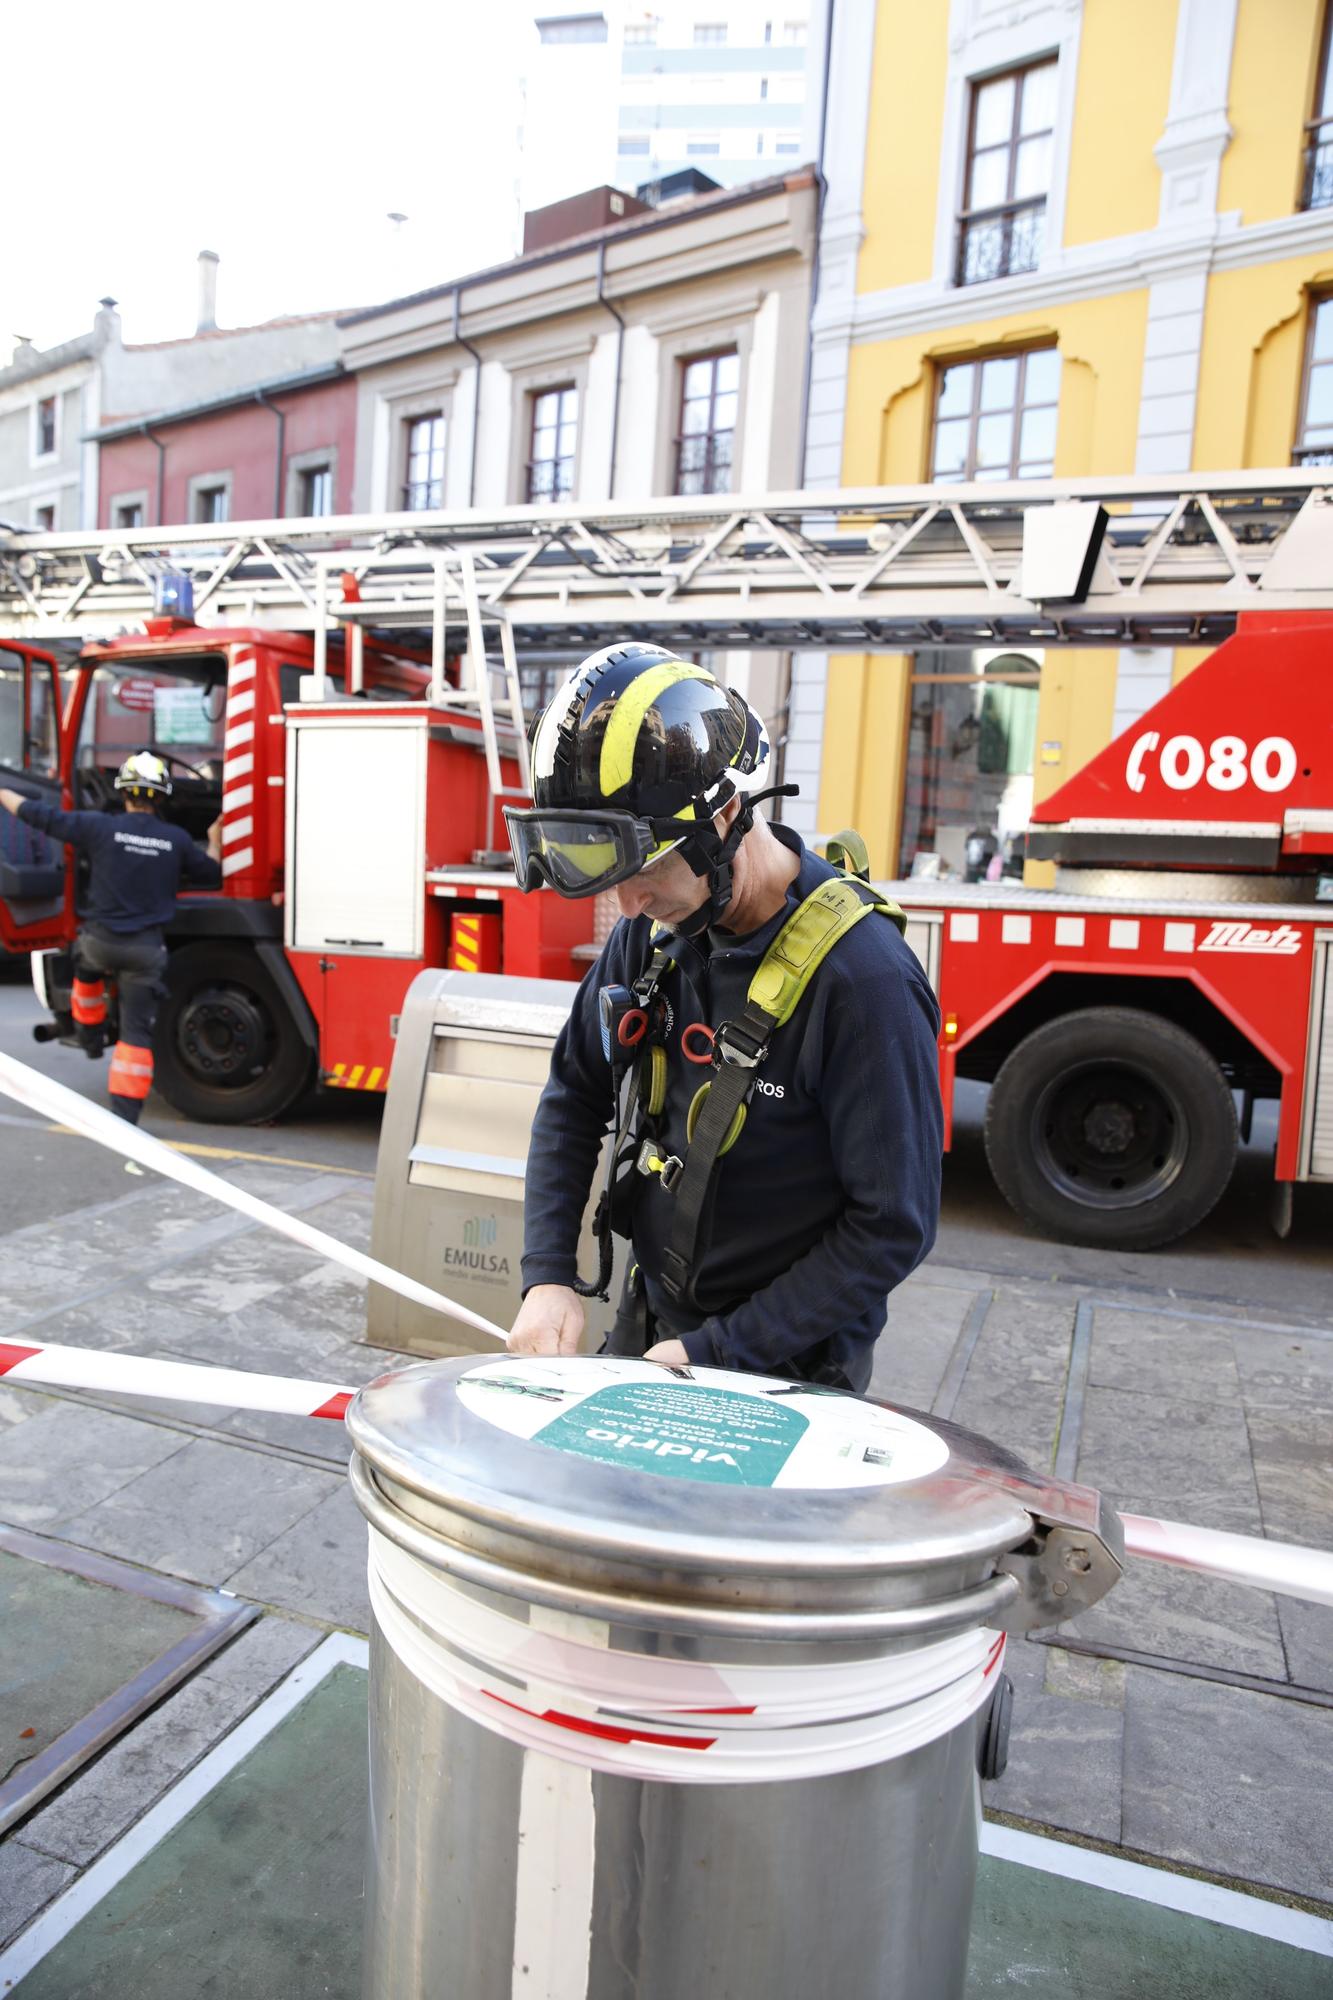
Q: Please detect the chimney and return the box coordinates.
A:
[94,297,122,346]
[196,250,220,333]
[11,334,37,365]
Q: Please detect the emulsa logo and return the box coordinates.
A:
[443,1212,511,1278]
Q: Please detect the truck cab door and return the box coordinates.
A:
[0,644,72,953]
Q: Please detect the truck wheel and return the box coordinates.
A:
[984,1007,1238,1250]
[154,944,314,1125]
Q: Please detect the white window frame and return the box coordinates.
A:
[31,393,59,466]
[187,471,233,526]
[285,445,340,519]
[932,1,1082,293]
[110,490,149,531]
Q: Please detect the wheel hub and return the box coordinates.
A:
[1032,1060,1189,1210]
[177,985,270,1088]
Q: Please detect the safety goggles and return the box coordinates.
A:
[503,806,690,899]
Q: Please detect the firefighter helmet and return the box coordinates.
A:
[114,751,173,799]
[505,643,778,932]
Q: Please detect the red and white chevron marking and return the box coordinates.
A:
[220,648,257,879]
[0,1339,354,1422]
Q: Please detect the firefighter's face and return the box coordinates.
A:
[613,802,739,927]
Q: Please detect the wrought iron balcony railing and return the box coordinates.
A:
[955,198,1045,288]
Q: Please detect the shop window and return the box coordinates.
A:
[1304,5,1333,209]
[527,385,578,504]
[1295,296,1333,464]
[899,652,1042,880]
[404,414,446,510]
[674,349,738,495]
[931,347,1060,483]
[956,58,1056,286]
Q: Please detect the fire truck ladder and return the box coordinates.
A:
[8,472,1333,652]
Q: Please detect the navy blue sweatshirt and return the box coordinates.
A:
[13,799,222,933]
[522,826,943,1390]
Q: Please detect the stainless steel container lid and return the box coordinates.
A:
[348,1355,1036,1595]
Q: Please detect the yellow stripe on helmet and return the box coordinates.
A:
[598,662,713,799]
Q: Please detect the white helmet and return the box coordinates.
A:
[114,751,172,799]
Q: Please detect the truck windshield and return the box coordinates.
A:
[76,655,229,778]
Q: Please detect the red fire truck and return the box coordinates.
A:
[892,609,1333,1248]
[2,475,1331,1249]
[0,619,592,1122]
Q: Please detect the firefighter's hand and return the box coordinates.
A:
[0,787,25,815]
[644,1338,690,1367]
[206,817,223,860]
[508,1284,585,1356]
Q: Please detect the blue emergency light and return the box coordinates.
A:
[153,570,194,621]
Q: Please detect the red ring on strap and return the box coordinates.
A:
[617,1010,649,1048]
[681,1023,715,1065]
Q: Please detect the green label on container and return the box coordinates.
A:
[534,1378,808,1485]
[456,1358,952,1491]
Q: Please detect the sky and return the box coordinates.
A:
[1,0,571,352]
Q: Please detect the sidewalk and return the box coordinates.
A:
[0,1137,1331,1988]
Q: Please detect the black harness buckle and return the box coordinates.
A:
[714,1020,767,1070]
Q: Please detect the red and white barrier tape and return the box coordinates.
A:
[2,1332,1331,1616]
[366,1524,1008,1783]
[0,1338,356,1422]
[0,1049,505,1347]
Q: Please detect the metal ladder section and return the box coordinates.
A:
[4,473,1333,661]
[309,546,531,805]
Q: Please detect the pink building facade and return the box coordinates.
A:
[96,370,357,529]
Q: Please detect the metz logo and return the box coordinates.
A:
[1198,921,1302,956]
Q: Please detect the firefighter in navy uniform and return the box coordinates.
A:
[0,753,223,1124]
[503,644,943,1387]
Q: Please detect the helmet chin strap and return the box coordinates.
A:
[672,783,799,938]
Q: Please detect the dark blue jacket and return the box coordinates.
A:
[522,826,943,1390]
[13,799,221,933]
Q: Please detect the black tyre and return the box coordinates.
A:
[984,1006,1238,1250]
[155,944,314,1125]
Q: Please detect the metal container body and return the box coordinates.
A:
[362,1617,982,2000]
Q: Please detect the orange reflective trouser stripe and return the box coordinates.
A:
[71,978,107,1026]
[108,1042,154,1101]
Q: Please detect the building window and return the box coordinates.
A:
[624,19,656,43]
[35,397,57,458]
[686,133,721,155]
[192,484,229,525]
[931,348,1061,483]
[694,21,726,42]
[113,500,144,530]
[775,138,801,154]
[32,504,55,532]
[527,385,578,503]
[956,58,1056,287]
[1304,7,1333,209]
[782,19,806,42]
[299,465,334,516]
[404,414,446,510]
[675,349,738,496]
[619,134,651,154]
[1295,297,1333,463]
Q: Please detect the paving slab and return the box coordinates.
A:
[1122,1666,1333,1904]
[1073,1383,1265,1534]
[1246,1409,1333,1548]
[224,1482,370,1633]
[1277,1595,1333,1696]
[870,1279,981,1410]
[0,1842,76,1951]
[0,1403,188,1532]
[949,1293,1078,1471]
[1069,1554,1289,1679]
[1089,1308,1243,1406]
[49,1438,342,1587]
[20,1615,320,1871]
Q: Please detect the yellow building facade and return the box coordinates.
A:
[784,0,1333,882]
